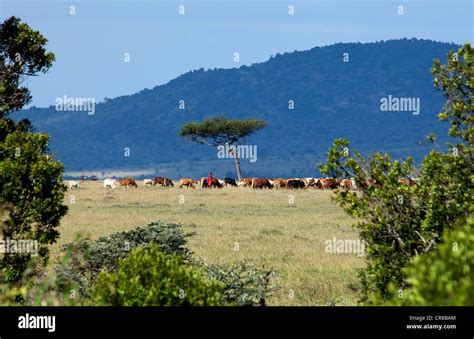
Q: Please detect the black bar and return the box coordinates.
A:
[0,306,472,338]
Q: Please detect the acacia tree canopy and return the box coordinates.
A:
[179,116,267,146]
[179,117,266,180]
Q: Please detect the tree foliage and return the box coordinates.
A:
[386,217,473,306]
[0,126,67,282]
[0,252,80,306]
[179,116,267,146]
[320,43,473,304]
[432,43,473,144]
[0,16,55,117]
[202,260,279,306]
[0,16,66,283]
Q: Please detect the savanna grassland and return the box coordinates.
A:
[52,181,364,306]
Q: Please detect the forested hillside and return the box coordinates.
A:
[20,39,456,178]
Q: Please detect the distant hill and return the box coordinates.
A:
[19,38,456,179]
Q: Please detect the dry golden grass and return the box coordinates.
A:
[53,181,364,306]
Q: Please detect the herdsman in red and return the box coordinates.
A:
[207,172,213,188]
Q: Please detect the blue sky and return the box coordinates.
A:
[1,0,472,108]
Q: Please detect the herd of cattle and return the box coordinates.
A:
[67,176,418,190]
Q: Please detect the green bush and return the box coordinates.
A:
[319,43,473,303]
[387,217,473,306]
[202,260,279,306]
[55,220,195,297]
[90,245,224,306]
[55,220,279,305]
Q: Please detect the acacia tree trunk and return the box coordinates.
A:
[229,146,242,181]
[234,156,242,181]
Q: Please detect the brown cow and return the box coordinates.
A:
[273,178,287,189]
[362,178,377,188]
[210,177,223,188]
[154,176,174,187]
[238,177,253,188]
[117,177,138,188]
[398,178,416,187]
[340,178,355,190]
[318,178,338,189]
[211,177,222,188]
[179,178,197,189]
[251,178,273,189]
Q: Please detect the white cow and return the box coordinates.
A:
[103,178,117,189]
[350,179,357,190]
[143,178,153,186]
[68,180,80,189]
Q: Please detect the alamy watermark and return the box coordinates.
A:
[325,237,366,257]
[217,143,257,163]
[0,238,39,256]
[380,95,420,115]
[55,95,96,115]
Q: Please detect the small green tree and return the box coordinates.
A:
[0,16,67,284]
[319,43,473,303]
[179,116,266,180]
[91,245,224,306]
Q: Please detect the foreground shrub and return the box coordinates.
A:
[386,218,473,306]
[202,260,279,306]
[55,220,279,305]
[0,255,80,306]
[90,245,224,306]
[55,220,194,297]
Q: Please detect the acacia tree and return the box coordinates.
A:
[179,117,266,180]
[320,43,473,304]
[0,16,67,284]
